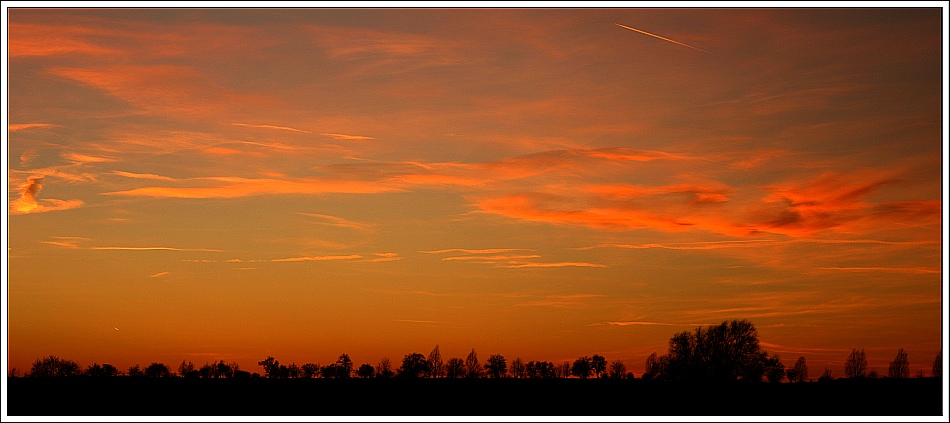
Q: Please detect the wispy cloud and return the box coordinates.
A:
[421,248,531,254]
[92,246,223,252]
[296,213,374,231]
[9,123,58,131]
[820,267,940,274]
[9,177,84,215]
[113,170,176,181]
[61,152,116,163]
[442,255,541,261]
[148,272,169,278]
[320,133,376,141]
[41,241,80,248]
[499,262,607,269]
[269,254,362,262]
[233,123,310,133]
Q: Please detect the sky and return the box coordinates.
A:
[3,6,947,378]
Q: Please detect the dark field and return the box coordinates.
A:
[6,377,943,416]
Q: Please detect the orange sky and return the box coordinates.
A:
[4,6,947,378]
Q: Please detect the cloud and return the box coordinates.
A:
[41,241,80,248]
[61,152,116,163]
[442,255,542,261]
[92,246,223,252]
[233,123,310,133]
[19,150,39,167]
[113,170,176,181]
[820,267,940,275]
[421,248,531,254]
[499,262,607,269]
[104,176,405,198]
[296,213,374,231]
[320,133,376,141]
[269,254,362,262]
[605,321,681,326]
[148,272,169,278]
[9,177,84,215]
[9,123,58,131]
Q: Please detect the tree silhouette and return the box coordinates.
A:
[178,360,198,378]
[608,360,627,379]
[643,353,662,381]
[258,356,280,378]
[933,351,942,378]
[656,320,775,382]
[786,356,808,383]
[357,363,375,378]
[320,354,353,379]
[571,356,593,379]
[464,349,482,378]
[845,349,868,378]
[445,357,465,379]
[509,357,526,378]
[427,345,444,378]
[145,362,171,378]
[526,361,556,379]
[399,353,429,378]
[484,354,507,378]
[287,363,301,378]
[763,354,785,383]
[85,363,119,377]
[375,358,394,379]
[29,356,81,377]
[591,355,607,378]
[301,363,321,379]
[127,364,145,377]
[888,348,910,379]
[818,367,833,382]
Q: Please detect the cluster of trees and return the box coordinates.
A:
[14,320,943,383]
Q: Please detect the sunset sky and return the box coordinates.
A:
[4,6,946,378]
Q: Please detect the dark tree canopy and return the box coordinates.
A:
[888,348,910,379]
[651,320,778,382]
[525,361,557,379]
[29,356,81,377]
[509,358,526,379]
[375,358,394,379]
[571,356,593,379]
[145,362,171,378]
[591,355,607,378]
[399,353,429,378]
[85,363,119,377]
[357,363,375,378]
[608,360,627,379]
[427,345,444,378]
[464,349,481,378]
[786,356,808,383]
[845,349,868,378]
[484,354,507,378]
[445,357,465,379]
[933,351,942,378]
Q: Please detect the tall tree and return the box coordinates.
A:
[301,363,321,378]
[933,351,942,378]
[484,354,507,378]
[465,349,482,378]
[399,353,429,378]
[178,360,198,378]
[445,358,465,379]
[509,358,526,379]
[258,356,280,378]
[786,356,808,383]
[357,363,375,378]
[658,320,774,382]
[427,345,444,378]
[556,361,571,379]
[375,358,394,379]
[608,360,627,379]
[888,348,910,378]
[591,355,607,378]
[335,353,353,379]
[571,356,593,379]
[845,349,868,378]
[643,352,662,381]
[127,365,145,377]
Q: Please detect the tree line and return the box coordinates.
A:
[12,320,943,383]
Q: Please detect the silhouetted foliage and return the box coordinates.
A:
[868,370,879,378]
[933,351,942,378]
[509,357,526,378]
[258,356,280,378]
[427,345,444,378]
[642,352,661,381]
[29,356,81,377]
[287,363,300,378]
[608,360,627,379]
[555,361,571,379]
[818,368,833,382]
[763,354,785,383]
[445,357,465,379]
[465,349,482,378]
[571,356,593,379]
[357,363,375,378]
[178,360,198,378]
[145,362,171,378]
[127,364,145,377]
[845,349,868,378]
[888,348,910,379]
[591,354,607,378]
[320,354,353,379]
[484,354,507,378]
[786,356,807,383]
[525,361,557,379]
[9,368,20,378]
[399,353,429,378]
[301,363,320,379]
[85,363,119,377]
[658,320,775,382]
[375,358,394,379]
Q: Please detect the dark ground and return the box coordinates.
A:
[6,376,944,416]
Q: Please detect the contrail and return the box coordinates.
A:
[615,23,713,55]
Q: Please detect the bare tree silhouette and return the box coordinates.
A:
[427,345,444,378]
[301,363,320,379]
[933,351,942,378]
[845,349,868,378]
[445,357,465,379]
[819,367,833,382]
[29,356,81,377]
[127,364,145,377]
[786,356,808,383]
[465,349,482,378]
[509,357,526,378]
[608,360,627,379]
[484,354,507,378]
[888,348,910,379]
[555,361,571,379]
[178,360,198,378]
[643,353,662,381]
[375,358,394,379]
